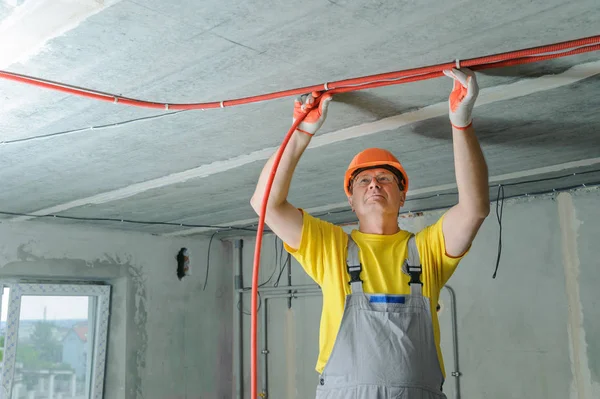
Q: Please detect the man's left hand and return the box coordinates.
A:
[443,68,479,130]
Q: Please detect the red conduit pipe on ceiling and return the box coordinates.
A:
[0,35,599,110]
[1,35,599,399]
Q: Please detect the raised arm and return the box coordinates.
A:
[250,92,332,249]
[441,68,490,257]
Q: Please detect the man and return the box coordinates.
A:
[251,68,489,398]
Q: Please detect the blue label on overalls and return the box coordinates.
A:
[369,295,405,304]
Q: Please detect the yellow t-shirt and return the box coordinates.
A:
[284,210,466,377]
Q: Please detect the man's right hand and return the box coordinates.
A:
[293,91,333,136]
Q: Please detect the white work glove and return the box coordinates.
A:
[293,91,333,136]
[443,68,479,129]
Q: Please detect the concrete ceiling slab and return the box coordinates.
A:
[0,0,599,236]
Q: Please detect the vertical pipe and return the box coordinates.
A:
[234,239,244,399]
[0,285,3,330]
[286,253,292,309]
[444,285,461,399]
[260,291,322,398]
[262,298,269,398]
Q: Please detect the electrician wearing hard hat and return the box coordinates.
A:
[251,68,489,399]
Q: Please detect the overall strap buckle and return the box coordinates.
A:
[348,266,362,284]
[404,235,423,296]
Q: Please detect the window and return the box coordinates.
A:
[0,283,110,399]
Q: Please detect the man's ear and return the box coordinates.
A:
[348,196,354,212]
[399,192,406,208]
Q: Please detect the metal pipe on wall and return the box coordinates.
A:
[256,288,461,399]
[262,298,269,398]
[261,291,321,299]
[232,243,321,399]
[234,278,460,399]
[234,239,245,399]
[287,253,292,309]
[236,284,318,294]
[259,291,322,399]
[443,285,461,399]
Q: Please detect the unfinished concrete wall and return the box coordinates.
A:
[236,187,600,399]
[0,221,232,399]
[428,188,600,399]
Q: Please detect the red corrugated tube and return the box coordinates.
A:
[247,35,600,399]
[0,35,599,110]
[1,35,599,399]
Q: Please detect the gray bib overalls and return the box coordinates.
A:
[315,235,447,399]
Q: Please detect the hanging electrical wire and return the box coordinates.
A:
[0,170,597,238]
[237,237,282,315]
[202,231,219,291]
[273,243,291,288]
[238,290,262,316]
[493,185,505,279]
[0,210,258,231]
[0,111,186,145]
[309,170,600,219]
[256,236,282,288]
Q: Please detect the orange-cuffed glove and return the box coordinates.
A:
[293,91,333,136]
[443,68,479,130]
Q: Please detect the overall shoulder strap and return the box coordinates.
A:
[405,235,423,296]
[346,235,363,293]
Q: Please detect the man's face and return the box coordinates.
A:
[347,167,405,218]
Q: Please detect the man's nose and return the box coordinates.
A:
[369,178,381,189]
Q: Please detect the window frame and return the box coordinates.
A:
[0,283,111,399]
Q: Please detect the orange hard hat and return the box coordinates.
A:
[344,148,409,196]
